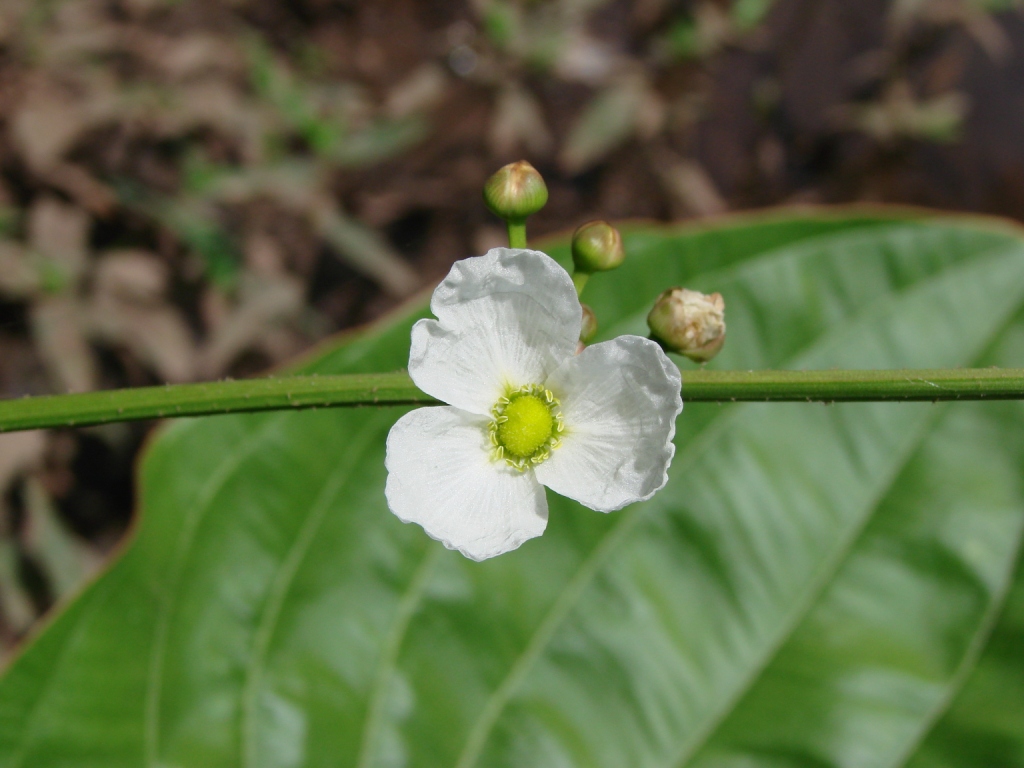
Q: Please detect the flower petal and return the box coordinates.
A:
[385,405,548,560]
[409,248,581,414]
[535,336,682,512]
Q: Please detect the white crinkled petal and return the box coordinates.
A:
[535,336,682,512]
[385,405,548,561]
[409,248,582,414]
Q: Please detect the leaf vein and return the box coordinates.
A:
[354,545,443,768]
[240,415,386,768]
[144,415,291,767]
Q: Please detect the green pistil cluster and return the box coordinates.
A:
[489,384,564,471]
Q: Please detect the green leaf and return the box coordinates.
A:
[2,211,1024,767]
[904,320,1024,768]
[907,560,1024,768]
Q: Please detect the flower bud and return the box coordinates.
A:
[483,160,548,221]
[571,220,625,274]
[580,303,598,343]
[647,287,726,362]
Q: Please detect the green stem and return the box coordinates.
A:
[679,368,1024,402]
[507,219,527,249]
[0,373,434,433]
[572,271,590,297]
[2,368,1024,434]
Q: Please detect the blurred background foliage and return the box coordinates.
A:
[2,0,1024,658]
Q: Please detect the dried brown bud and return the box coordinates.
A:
[647,287,726,362]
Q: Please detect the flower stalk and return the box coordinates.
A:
[507,220,528,249]
[571,271,589,296]
[3,368,1024,434]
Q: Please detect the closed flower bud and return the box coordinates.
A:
[483,161,549,221]
[571,220,625,274]
[580,303,598,343]
[647,287,726,362]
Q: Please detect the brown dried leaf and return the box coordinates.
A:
[138,33,245,82]
[196,273,304,378]
[195,164,421,294]
[692,1,737,57]
[28,197,90,284]
[42,6,119,65]
[0,539,35,639]
[386,63,449,118]
[199,285,231,339]
[0,430,44,639]
[21,477,102,600]
[256,326,306,364]
[839,81,970,143]
[654,154,728,217]
[560,74,657,174]
[93,250,169,306]
[489,85,553,157]
[890,0,1011,61]
[42,164,118,217]
[89,251,195,382]
[244,233,286,278]
[0,1,29,45]
[313,200,420,297]
[30,297,99,393]
[121,0,177,14]
[0,431,45,498]
[158,82,268,162]
[0,14,13,46]
[554,31,618,85]
[89,299,197,383]
[12,86,92,171]
[0,241,41,298]
[203,163,319,209]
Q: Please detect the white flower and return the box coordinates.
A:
[384,248,683,561]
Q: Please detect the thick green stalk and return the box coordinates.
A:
[678,368,1024,402]
[507,220,528,249]
[2,369,1024,434]
[0,373,434,433]
[571,271,589,297]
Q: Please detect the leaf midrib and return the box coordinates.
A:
[889,522,1024,768]
[354,546,443,768]
[144,415,294,766]
[664,403,950,768]
[239,413,389,768]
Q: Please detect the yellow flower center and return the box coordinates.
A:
[498,395,553,458]
[489,385,564,470]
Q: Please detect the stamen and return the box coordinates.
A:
[488,384,564,470]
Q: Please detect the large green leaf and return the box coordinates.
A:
[904,320,1024,768]
[906,561,1024,768]
[1,211,1024,768]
